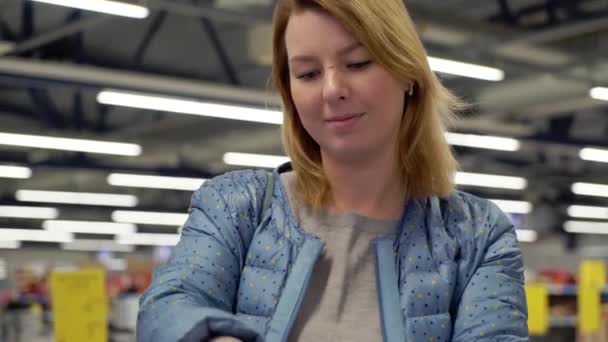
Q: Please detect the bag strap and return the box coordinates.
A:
[259,171,275,226]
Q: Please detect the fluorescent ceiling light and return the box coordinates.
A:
[0,206,59,219]
[61,239,134,252]
[445,133,520,151]
[0,240,20,249]
[515,229,538,243]
[455,172,527,190]
[43,220,136,235]
[0,165,32,179]
[567,205,608,220]
[564,220,608,235]
[572,182,608,198]
[112,210,188,226]
[0,132,141,156]
[16,190,138,207]
[0,40,15,55]
[97,90,283,125]
[428,56,505,81]
[489,199,532,214]
[590,87,608,102]
[30,0,149,19]
[0,228,72,243]
[223,152,290,168]
[108,173,205,191]
[580,147,608,163]
[116,233,180,246]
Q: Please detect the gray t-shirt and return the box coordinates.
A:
[281,172,398,342]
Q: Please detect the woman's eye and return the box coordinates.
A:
[348,60,372,70]
[295,61,370,80]
[297,71,320,80]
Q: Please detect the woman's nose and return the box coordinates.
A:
[322,68,350,103]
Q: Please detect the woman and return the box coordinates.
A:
[137,0,529,341]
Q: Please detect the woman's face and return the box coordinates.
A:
[285,8,409,163]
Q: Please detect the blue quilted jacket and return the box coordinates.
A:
[137,164,528,342]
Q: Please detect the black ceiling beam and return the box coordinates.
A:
[20,0,37,58]
[65,10,86,132]
[545,0,559,26]
[27,88,66,129]
[563,0,583,20]
[95,102,110,133]
[66,10,86,64]
[191,0,239,84]
[72,90,83,131]
[21,1,34,40]
[6,15,108,57]
[133,11,168,66]
[148,0,269,25]
[497,0,518,26]
[0,20,16,41]
[547,115,575,143]
[0,103,38,120]
[197,18,239,85]
[492,0,608,29]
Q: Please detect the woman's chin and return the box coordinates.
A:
[321,144,375,164]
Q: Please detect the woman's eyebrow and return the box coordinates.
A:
[288,42,363,64]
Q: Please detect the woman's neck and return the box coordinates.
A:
[321,149,406,221]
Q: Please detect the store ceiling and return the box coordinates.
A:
[0,0,607,250]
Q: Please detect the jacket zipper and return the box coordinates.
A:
[374,237,406,342]
[265,237,324,342]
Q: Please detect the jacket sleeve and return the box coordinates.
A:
[451,201,529,341]
[137,171,267,342]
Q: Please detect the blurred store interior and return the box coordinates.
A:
[1,0,608,341]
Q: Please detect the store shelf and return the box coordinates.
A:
[549,316,577,328]
[546,284,578,296]
[545,284,608,302]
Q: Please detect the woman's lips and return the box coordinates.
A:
[325,113,365,129]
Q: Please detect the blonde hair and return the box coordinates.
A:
[271,0,462,207]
